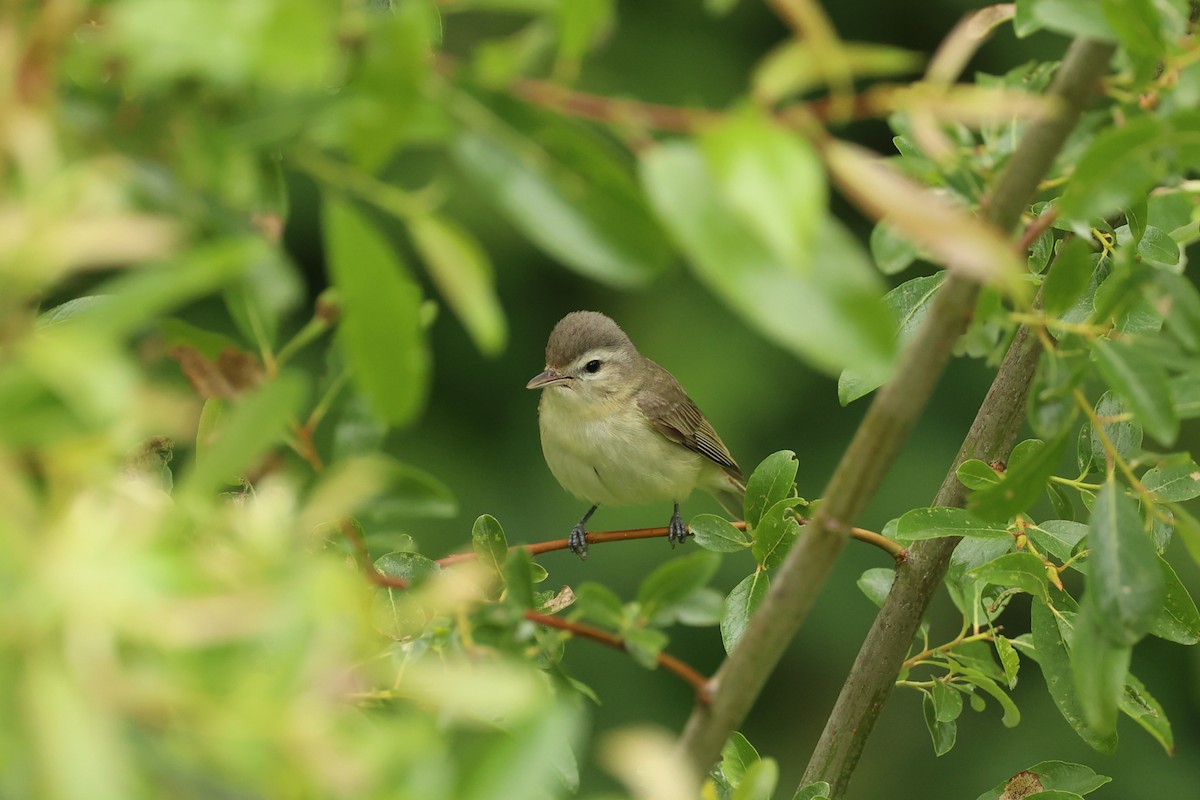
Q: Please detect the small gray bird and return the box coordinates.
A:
[527,311,745,559]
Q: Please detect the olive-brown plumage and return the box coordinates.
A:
[527,311,744,559]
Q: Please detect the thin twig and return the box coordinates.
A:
[338,520,714,700]
[527,610,713,703]
[437,520,904,566]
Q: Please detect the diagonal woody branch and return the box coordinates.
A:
[676,36,1115,781]
[800,37,1116,799]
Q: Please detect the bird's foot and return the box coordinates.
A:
[569,524,589,561]
[667,504,689,548]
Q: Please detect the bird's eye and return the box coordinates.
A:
[585,359,602,373]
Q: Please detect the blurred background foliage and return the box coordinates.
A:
[2,0,1199,798]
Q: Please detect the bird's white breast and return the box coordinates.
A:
[538,386,704,507]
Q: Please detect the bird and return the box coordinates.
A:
[527,311,745,560]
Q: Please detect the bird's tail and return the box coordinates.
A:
[710,473,747,520]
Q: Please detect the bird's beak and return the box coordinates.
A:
[526,368,572,389]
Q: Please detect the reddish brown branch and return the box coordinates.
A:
[438,520,905,566]
[338,518,713,701]
[526,610,713,703]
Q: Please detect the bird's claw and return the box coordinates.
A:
[569,524,589,561]
[667,510,689,548]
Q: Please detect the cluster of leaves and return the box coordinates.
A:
[5,0,1200,798]
[819,0,1200,770]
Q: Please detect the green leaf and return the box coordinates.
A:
[472,514,508,585]
[922,691,957,756]
[973,760,1112,800]
[1120,671,1174,754]
[1030,598,1117,752]
[1027,520,1088,563]
[1022,0,1117,40]
[1047,482,1076,522]
[689,514,752,552]
[1137,226,1180,266]
[1092,338,1177,444]
[1084,480,1165,645]
[355,462,458,532]
[1170,372,1200,419]
[857,567,895,608]
[636,550,720,621]
[574,582,624,629]
[1059,112,1200,221]
[640,142,895,381]
[722,570,770,653]
[1043,238,1097,316]
[957,459,1003,490]
[407,214,507,356]
[324,195,430,426]
[623,626,668,670]
[995,634,1020,689]
[1148,556,1200,644]
[744,450,799,529]
[795,781,832,800]
[1029,348,1088,440]
[969,552,1050,603]
[668,587,725,627]
[839,273,946,404]
[870,222,919,275]
[752,498,804,570]
[1071,601,1131,737]
[1080,391,1143,473]
[896,507,1012,541]
[932,680,964,723]
[503,548,536,609]
[1101,0,1166,65]
[718,731,760,787]
[375,551,441,584]
[1157,271,1200,349]
[753,40,924,103]
[1143,460,1200,501]
[452,108,670,288]
[968,436,1067,522]
[731,758,779,800]
[184,373,307,497]
[223,245,303,351]
[700,108,826,268]
[459,703,581,800]
[1171,504,1200,566]
[955,666,1021,727]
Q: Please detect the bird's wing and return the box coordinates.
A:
[636,360,743,479]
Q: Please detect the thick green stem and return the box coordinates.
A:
[677,266,981,772]
[799,37,1115,798]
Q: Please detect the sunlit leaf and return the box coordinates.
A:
[640,142,895,380]
[701,109,826,269]
[324,195,430,426]
[453,103,671,287]
[407,213,508,356]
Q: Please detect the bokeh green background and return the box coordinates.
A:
[281,1,1200,796]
